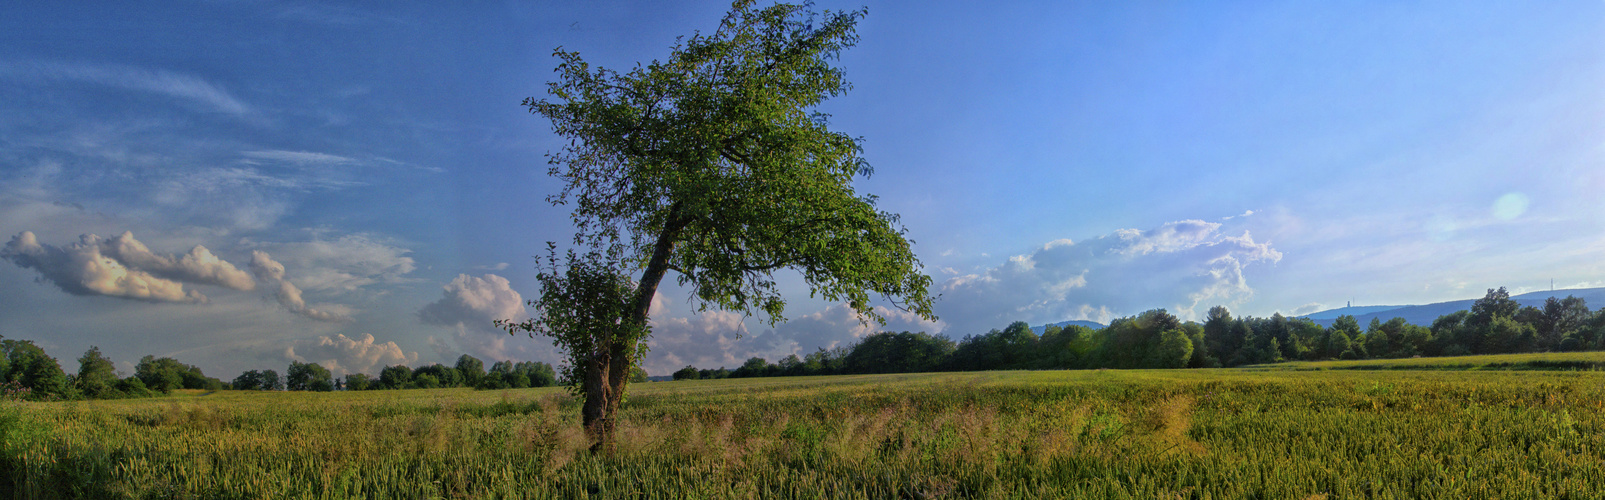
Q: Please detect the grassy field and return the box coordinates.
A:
[5,359,1605,498]
[1253,350,1605,371]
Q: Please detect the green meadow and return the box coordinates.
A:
[5,354,1605,499]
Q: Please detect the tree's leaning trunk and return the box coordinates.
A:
[599,340,632,451]
[588,203,687,454]
[581,351,612,453]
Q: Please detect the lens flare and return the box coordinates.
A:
[1492,193,1529,221]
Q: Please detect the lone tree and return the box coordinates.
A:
[501,0,936,452]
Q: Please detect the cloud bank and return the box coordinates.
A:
[284,333,417,376]
[935,219,1282,335]
[1,230,256,303]
[638,297,943,375]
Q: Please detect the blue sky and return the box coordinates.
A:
[2,1,1603,378]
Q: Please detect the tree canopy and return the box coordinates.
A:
[527,0,933,325]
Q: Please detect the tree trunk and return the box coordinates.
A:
[585,202,687,454]
[581,351,613,453]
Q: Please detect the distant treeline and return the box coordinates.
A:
[0,341,577,401]
[237,357,568,393]
[674,287,1605,378]
[8,287,1599,399]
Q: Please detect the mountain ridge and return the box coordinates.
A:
[1298,287,1605,327]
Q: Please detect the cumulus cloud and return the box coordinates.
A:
[645,308,753,372]
[2,230,259,303]
[100,231,254,290]
[935,219,1283,335]
[418,274,537,361]
[638,295,944,375]
[2,231,205,303]
[419,274,526,327]
[249,251,349,322]
[284,333,417,375]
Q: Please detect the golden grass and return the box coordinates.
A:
[4,368,1605,498]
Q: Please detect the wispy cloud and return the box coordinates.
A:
[249,251,350,322]
[0,60,250,115]
[242,232,417,293]
[242,150,360,166]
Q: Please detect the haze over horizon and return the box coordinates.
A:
[3,1,1603,378]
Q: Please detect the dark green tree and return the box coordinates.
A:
[232,370,266,391]
[414,364,463,387]
[842,331,954,373]
[379,365,412,390]
[672,365,700,380]
[344,373,371,391]
[75,347,118,398]
[260,369,283,391]
[3,340,71,400]
[1537,296,1589,350]
[455,355,486,387]
[1469,287,1520,328]
[731,357,775,378]
[135,355,184,394]
[517,361,558,387]
[413,373,441,389]
[286,361,334,391]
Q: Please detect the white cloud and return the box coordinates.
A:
[241,150,359,166]
[418,274,542,362]
[283,333,417,376]
[0,230,262,303]
[1286,303,1326,316]
[637,295,943,375]
[100,231,254,290]
[645,308,752,373]
[0,60,250,115]
[418,274,526,327]
[935,219,1283,335]
[1111,219,1221,256]
[2,231,205,303]
[766,304,943,352]
[249,251,349,322]
[1222,209,1256,220]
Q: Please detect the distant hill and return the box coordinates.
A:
[1031,320,1107,335]
[1300,287,1605,327]
[1300,305,1407,320]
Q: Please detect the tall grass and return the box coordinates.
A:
[1259,350,1605,371]
[4,366,1605,498]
